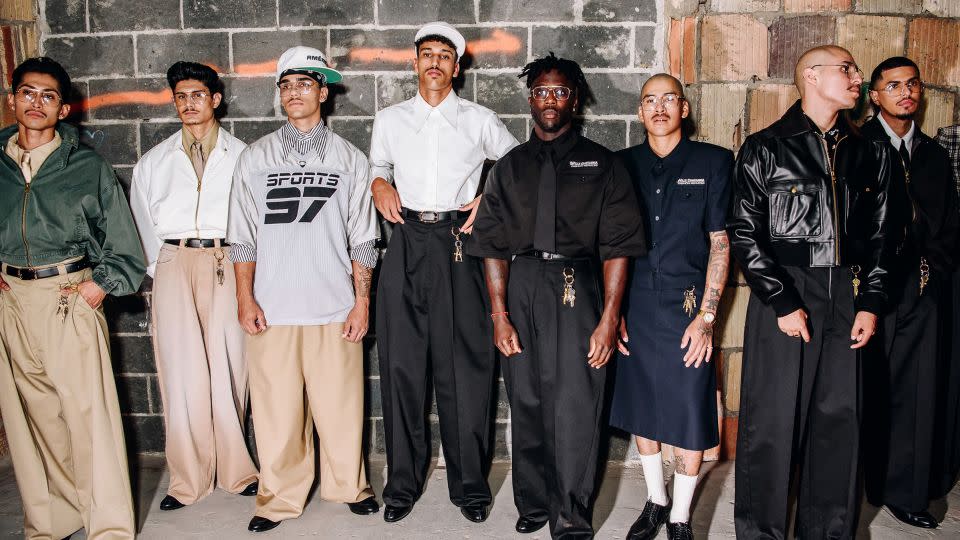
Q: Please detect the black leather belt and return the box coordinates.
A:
[400,207,468,224]
[524,250,574,260]
[164,238,229,248]
[3,259,90,280]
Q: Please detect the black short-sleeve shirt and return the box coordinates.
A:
[467,129,646,261]
[617,137,733,289]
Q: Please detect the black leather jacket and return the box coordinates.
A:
[727,101,896,317]
[860,117,959,276]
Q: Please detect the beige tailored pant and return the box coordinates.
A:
[0,267,135,540]
[151,243,258,503]
[247,323,373,521]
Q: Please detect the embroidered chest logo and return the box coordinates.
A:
[569,160,599,168]
[677,178,705,185]
[264,172,340,224]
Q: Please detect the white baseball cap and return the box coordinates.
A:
[414,22,466,59]
[276,46,342,85]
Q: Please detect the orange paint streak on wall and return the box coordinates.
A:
[235,59,278,75]
[465,29,522,55]
[80,89,173,111]
[78,30,526,110]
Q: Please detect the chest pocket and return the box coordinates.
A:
[769,181,822,239]
[676,185,705,203]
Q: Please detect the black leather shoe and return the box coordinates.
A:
[666,521,694,539]
[885,505,938,528]
[383,504,413,523]
[515,516,549,533]
[159,495,185,511]
[240,481,258,496]
[627,499,671,539]
[347,496,380,515]
[247,516,281,532]
[460,504,488,523]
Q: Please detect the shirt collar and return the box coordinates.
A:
[413,90,460,131]
[528,127,579,161]
[281,120,330,159]
[876,113,916,154]
[180,123,220,160]
[5,131,63,176]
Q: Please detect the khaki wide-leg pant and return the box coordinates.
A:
[247,323,373,521]
[0,267,135,540]
[151,243,258,503]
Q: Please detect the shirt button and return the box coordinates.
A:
[655,216,660,221]
[652,242,658,248]
[656,189,661,194]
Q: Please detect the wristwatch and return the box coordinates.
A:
[698,310,716,324]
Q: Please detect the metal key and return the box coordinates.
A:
[451,226,464,263]
[215,249,225,286]
[683,286,697,317]
[562,268,576,308]
[851,265,861,298]
[919,257,929,296]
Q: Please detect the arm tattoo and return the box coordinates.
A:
[702,232,730,314]
[353,264,373,298]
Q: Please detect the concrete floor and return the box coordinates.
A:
[1,456,959,538]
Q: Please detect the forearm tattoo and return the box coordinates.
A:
[354,264,373,298]
[703,232,730,313]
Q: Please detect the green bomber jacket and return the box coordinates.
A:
[0,122,145,296]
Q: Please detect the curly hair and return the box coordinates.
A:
[518,52,588,99]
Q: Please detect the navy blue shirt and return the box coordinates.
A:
[618,137,733,289]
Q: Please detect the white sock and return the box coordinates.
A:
[639,452,668,505]
[669,472,698,523]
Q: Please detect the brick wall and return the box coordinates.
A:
[664,0,960,457]
[14,0,960,464]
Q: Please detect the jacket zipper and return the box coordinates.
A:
[21,182,32,267]
[819,134,846,266]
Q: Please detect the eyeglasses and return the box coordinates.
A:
[640,93,682,110]
[14,87,61,107]
[876,79,923,95]
[531,86,573,101]
[810,63,864,81]
[173,91,210,104]
[278,79,318,95]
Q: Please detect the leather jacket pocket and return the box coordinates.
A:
[769,181,822,239]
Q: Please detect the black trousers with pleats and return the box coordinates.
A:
[376,218,496,509]
[503,255,606,539]
[735,266,862,540]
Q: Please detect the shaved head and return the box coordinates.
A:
[641,73,684,99]
[794,45,854,96]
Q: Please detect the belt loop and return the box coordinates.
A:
[214,238,222,248]
[179,239,187,247]
[57,263,67,277]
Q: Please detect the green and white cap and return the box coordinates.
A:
[276,46,342,85]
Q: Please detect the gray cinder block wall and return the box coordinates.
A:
[37,0,664,461]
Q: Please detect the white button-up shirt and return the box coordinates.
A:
[130,126,246,276]
[369,90,519,212]
[877,113,916,158]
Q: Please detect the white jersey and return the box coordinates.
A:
[227,123,378,325]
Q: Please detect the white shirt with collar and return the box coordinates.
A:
[369,90,519,212]
[130,126,247,276]
[877,112,916,158]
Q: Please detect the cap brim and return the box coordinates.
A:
[281,66,342,84]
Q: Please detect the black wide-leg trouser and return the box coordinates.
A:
[864,264,940,512]
[503,255,606,540]
[735,266,862,540]
[376,218,495,508]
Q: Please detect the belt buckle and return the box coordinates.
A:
[419,211,440,224]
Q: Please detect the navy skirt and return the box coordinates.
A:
[609,286,719,451]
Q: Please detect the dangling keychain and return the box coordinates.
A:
[683,285,697,317]
[562,268,576,307]
[451,226,464,263]
[215,248,225,286]
[851,265,861,298]
[919,257,929,296]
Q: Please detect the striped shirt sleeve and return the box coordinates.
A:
[230,242,257,263]
[350,239,377,268]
